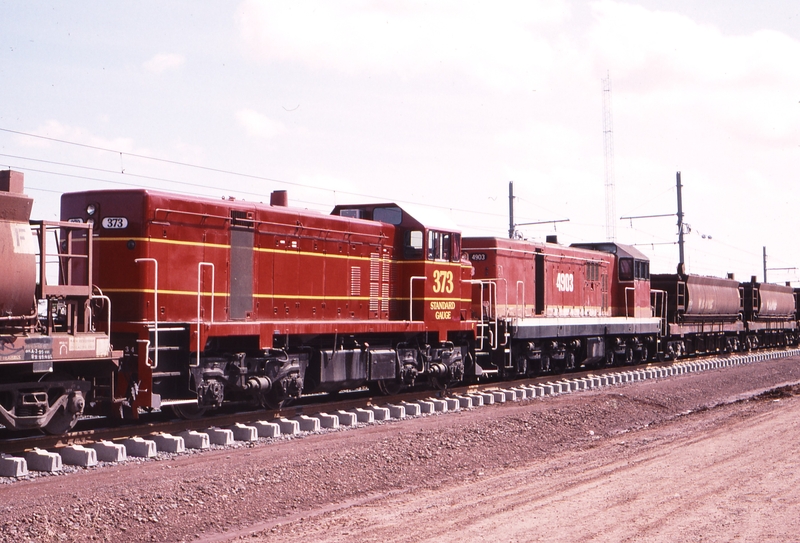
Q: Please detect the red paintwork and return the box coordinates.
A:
[462,238,614,319]
[60,190,477,408]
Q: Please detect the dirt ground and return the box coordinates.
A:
[2,356,800,543]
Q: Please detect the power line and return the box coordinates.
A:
[0,134,543,221]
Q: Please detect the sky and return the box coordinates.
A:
[1,0,799,283]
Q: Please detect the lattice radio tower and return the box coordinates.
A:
[602,72,617,242]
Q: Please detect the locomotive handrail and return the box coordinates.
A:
[135,258,159,369]
[409,276,427,321]
[491,281,499,349]
[624,287,635,319]
[31,220,93,299]
[650,289,667,336]
[475,278,507,348]
[89,292,113,337]
[466,279,500,351]
[193,262,215,368]
[516,281,525,321]
[466,280,486,351]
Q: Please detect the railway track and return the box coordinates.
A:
[0,348,797,478]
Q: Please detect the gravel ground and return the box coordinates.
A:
[1,356,800,542]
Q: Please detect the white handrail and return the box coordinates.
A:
[466,280,486,351]
[624,286,635,319]
[650,289,667,336]
[516,280,525,320]
[466,279,500,350]
[194,262,215,368]
[89,293,112,339]
[409,276,427,321]
[135,258,158,369]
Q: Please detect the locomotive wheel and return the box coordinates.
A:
[376,379,405,396]
[170,403,208,420]
[264,389,287,410]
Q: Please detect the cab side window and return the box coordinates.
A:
[426,231,457,261]
[405,230,424,259]
[619,257,634,281]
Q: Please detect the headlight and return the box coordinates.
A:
[86,204,96,216]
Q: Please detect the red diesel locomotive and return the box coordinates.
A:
[462,238,660,376]
[60,187,476,417]
[1,169,796,433]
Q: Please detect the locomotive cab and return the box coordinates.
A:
[332,203,468,324]
[332,202,474,388]
[572,242,652,319]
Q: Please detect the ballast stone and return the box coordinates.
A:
[90,440,127,462]
[59,444,98,467]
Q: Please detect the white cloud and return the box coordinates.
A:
[143,53,186,73]
[235,0,571,90]
[235,108,286,138]
[588,1,800,147]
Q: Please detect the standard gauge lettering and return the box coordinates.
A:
[430,300,456,320]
